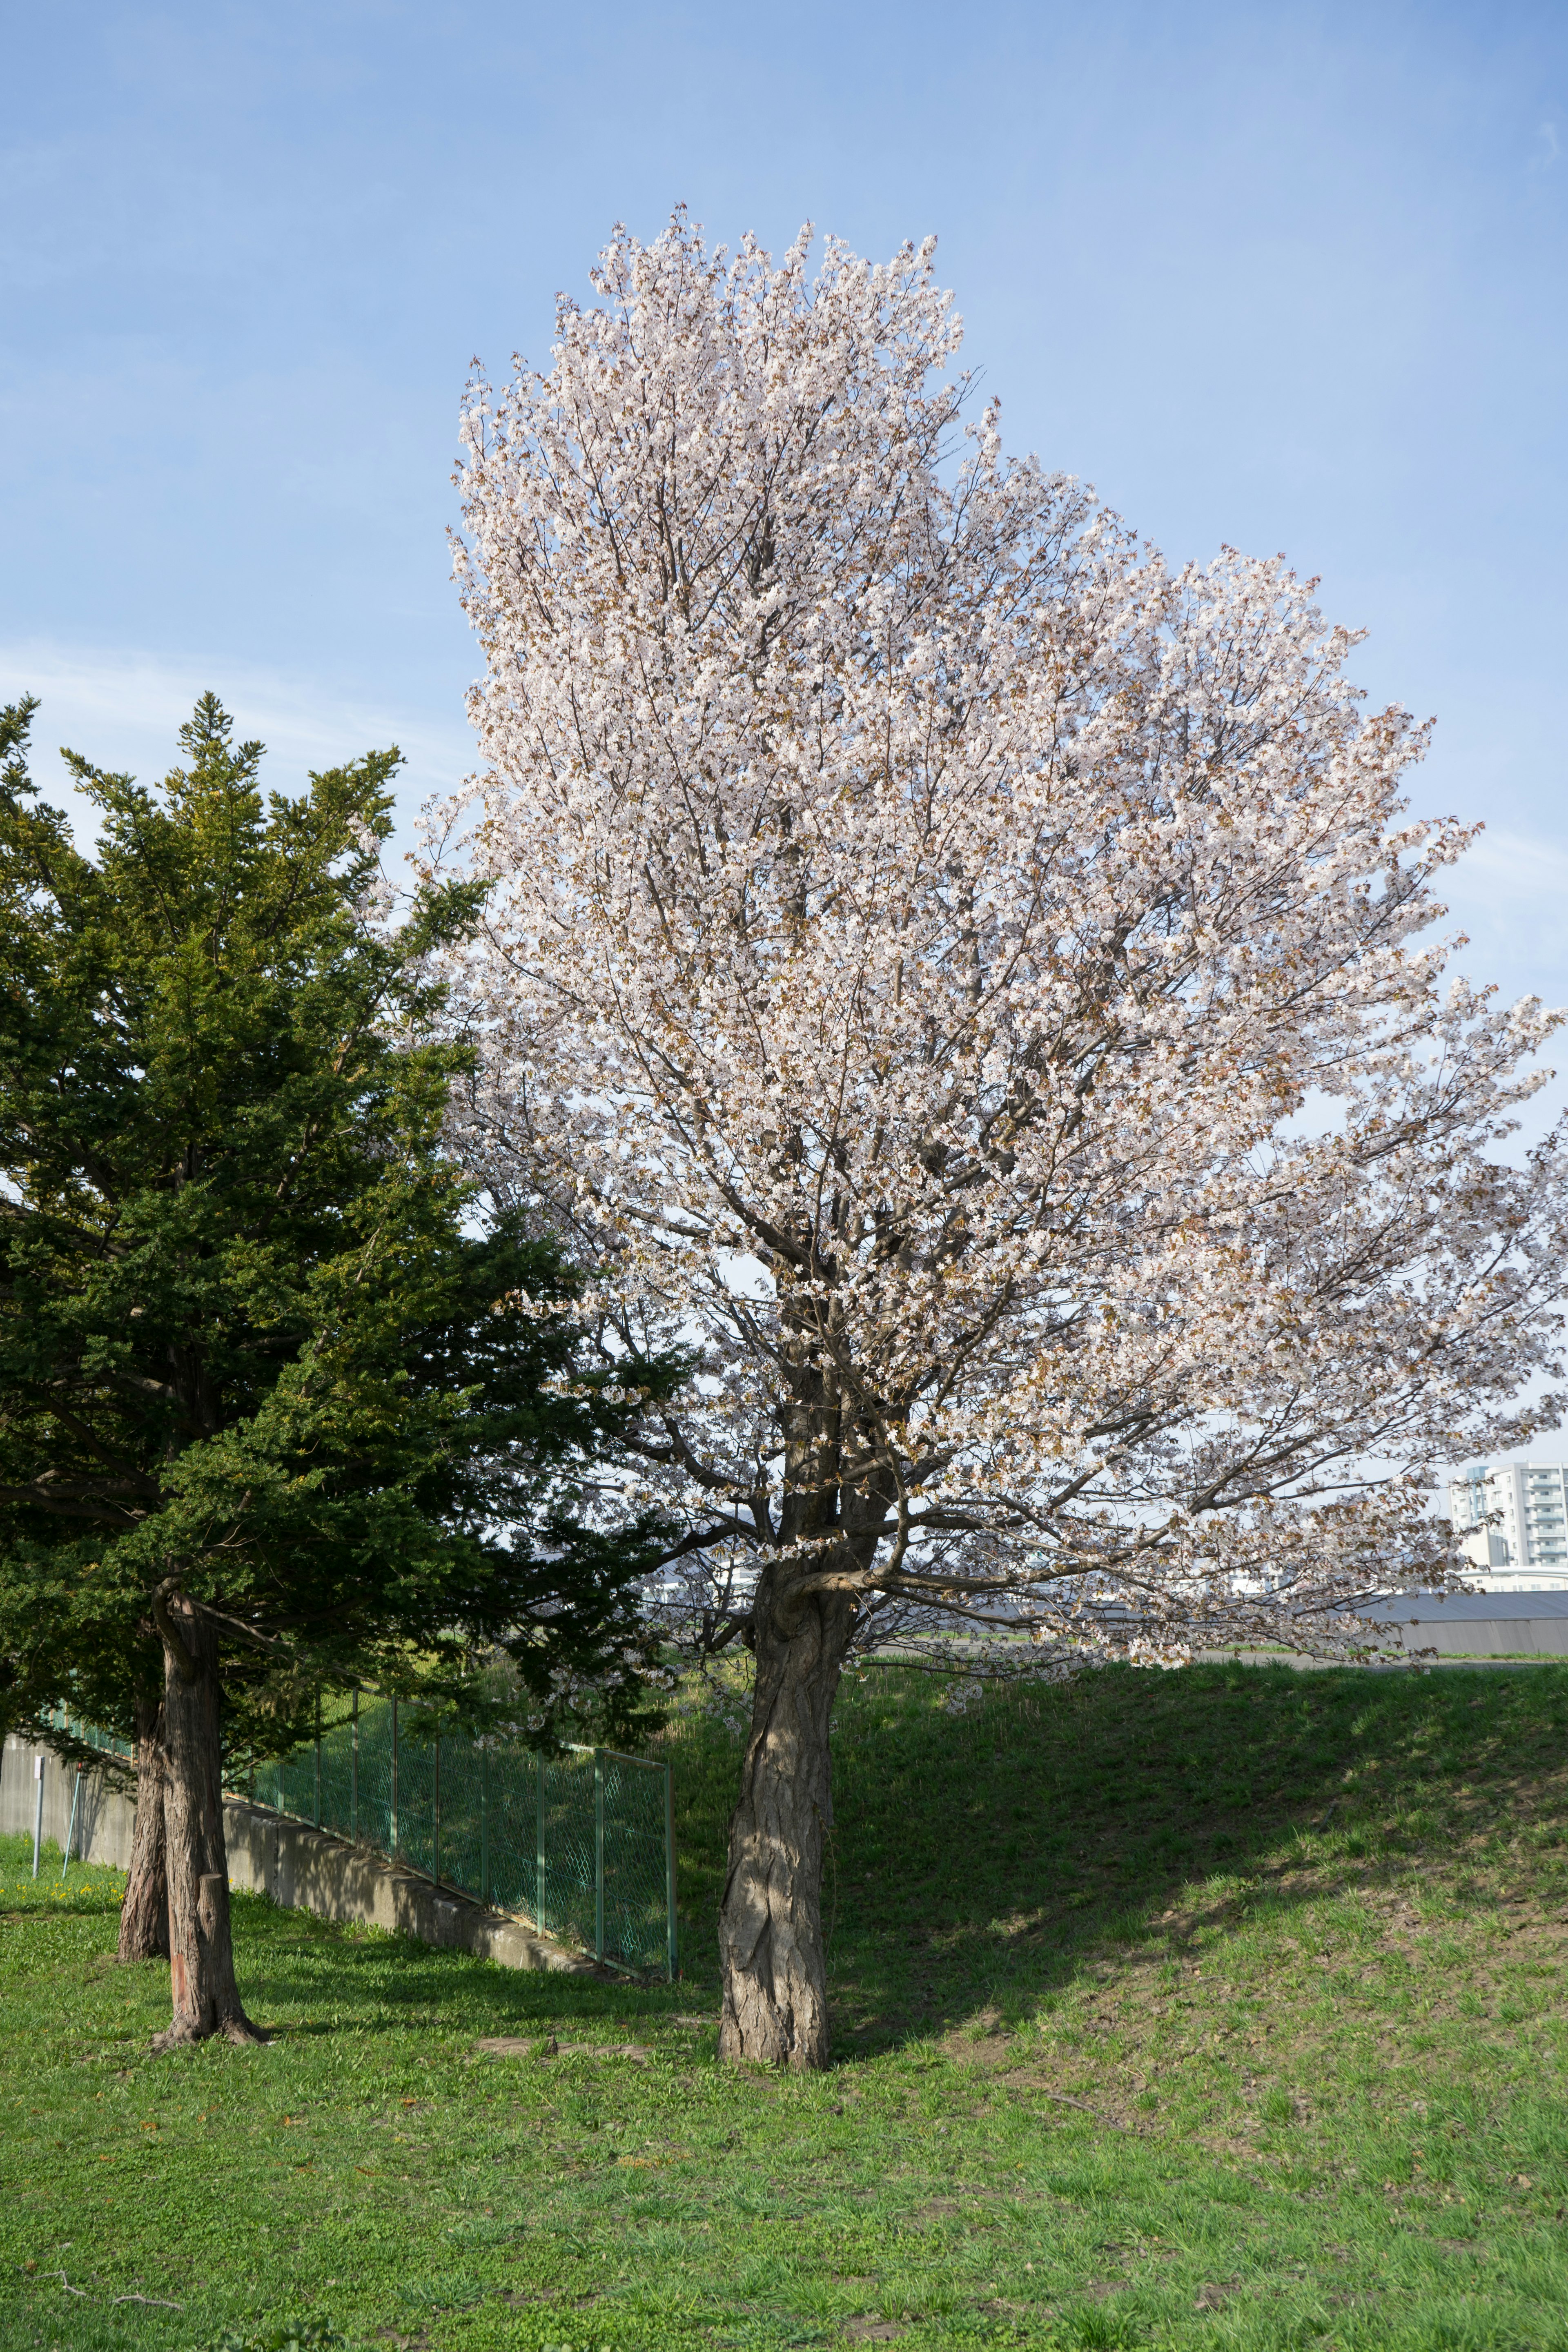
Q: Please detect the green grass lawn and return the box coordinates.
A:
[3,1660,1568,2352]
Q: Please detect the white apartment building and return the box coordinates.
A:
[1448,1463,1568,1590]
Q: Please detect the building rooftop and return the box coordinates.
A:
[1361,1590,1568,1621]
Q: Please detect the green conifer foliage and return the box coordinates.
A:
[0,694,673,2041]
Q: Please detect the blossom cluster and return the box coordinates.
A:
[435,214,1568,1673]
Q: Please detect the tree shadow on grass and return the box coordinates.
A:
[803,1658,1568,2055]
[223,1659,1568,2061]
[229,1884,697,2038]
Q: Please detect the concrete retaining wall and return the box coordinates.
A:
[0,1732,136,1863]
[0,1732,592,1975]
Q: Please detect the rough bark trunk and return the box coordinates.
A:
[151,1593,264,2050]
[718,1575,856,2069]
[116,1696,170,1963]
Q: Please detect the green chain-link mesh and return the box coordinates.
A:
[243,1696,675,1978]
[42,1696,678,1978]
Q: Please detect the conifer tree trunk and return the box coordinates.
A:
[718,1570,856,2070]
[150,1592,263,2050]
[116,1695,169,1963]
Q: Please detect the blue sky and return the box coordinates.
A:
[3,1,1564,1044]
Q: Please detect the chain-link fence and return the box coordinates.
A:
[43,1707,133,1765]
[38,1695,678,1978]
[243,1694,677,1980]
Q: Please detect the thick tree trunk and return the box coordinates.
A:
[151,1593,264,2050]
[718,1575,856,2069]
[116,1696,170,1962]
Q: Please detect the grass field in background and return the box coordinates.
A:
[3,1659,1568,2351]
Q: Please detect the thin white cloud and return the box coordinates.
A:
[0,639,474,851]
[1438,827,1568,1008]
[1461,826,1568,896]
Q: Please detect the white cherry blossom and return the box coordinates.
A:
[438,213,1568,2067]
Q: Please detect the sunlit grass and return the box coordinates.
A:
[3,1660,1568,2350]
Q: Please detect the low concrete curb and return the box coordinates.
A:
[0,1733,595,1976]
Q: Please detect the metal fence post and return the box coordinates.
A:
[314,1693,322,1831]
[390,1695,399,1858]
[480,1748,490,1907]
[351,1687,359,1843]
[31,1752,43,1878]
[535,1749,546,1935]
[665,1759,678,1983]
[594,1749,605,1964]
[60,1769,82,1882]
[434,1732,442,1885]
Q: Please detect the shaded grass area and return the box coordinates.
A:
[2,1661,1567,2352]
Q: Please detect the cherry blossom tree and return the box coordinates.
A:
[442,214,1568,2070]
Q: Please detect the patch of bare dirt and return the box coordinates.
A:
[474,2035,653,2063]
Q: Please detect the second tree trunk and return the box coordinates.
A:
[152,1597,263,2049]
[718,1577,855,2069]
[116,1695,169,1962]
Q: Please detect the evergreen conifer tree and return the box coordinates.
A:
[0,694,671,2046]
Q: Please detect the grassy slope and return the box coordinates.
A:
[2,1660,1567,2352]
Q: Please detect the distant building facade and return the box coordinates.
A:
[1448,1463,1568,1590]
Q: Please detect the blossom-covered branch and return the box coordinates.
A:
[438,212,1568,2063]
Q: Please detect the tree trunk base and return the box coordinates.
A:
[149,1866,267,2051]
[719,1977,832,2071]
[717,1576,854,2071]
[156,1604,265,2049]
[149,2011,268,2054]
